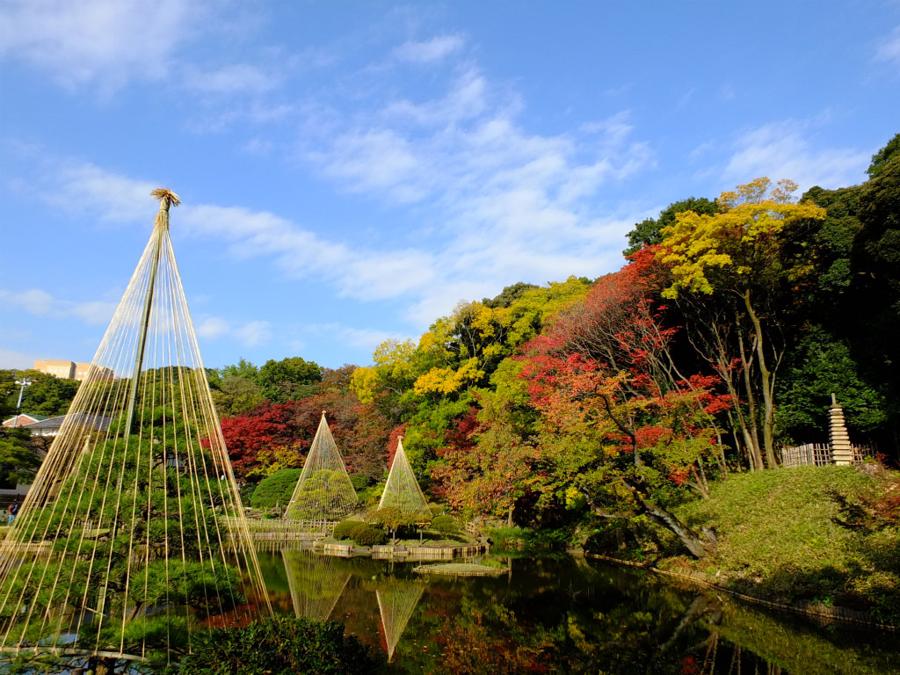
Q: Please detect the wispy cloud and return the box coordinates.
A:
[0,0,201,91]
[304,323,407,352]
[876,25,900,67]
[0,288,115,325]
[196,316,271,347]
[22,45,654,327]
[724,119,870,190]
[183,63,280,96]
[393,34,464,63]
[234,321,271,347]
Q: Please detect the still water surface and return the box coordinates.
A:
[258,549,898,674]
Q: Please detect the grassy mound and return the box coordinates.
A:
[672,465,899,623]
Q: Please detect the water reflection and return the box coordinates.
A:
[259,549,899,673]
[281,550,352,622]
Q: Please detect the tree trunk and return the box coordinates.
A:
[625,481,712,558]
[737,331,765,470]
[743,290,777,468]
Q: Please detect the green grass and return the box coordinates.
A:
[672,466,900,623]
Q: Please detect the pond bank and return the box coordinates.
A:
[586,552,897,631]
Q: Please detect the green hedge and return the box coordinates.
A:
[430,514,459,534]
[250,469,301,510]
[332,519,387,546]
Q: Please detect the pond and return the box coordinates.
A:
[257,548,899,674]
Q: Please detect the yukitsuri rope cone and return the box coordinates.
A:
[284,412,357,526]
[378,437,428,516]
[376,577,426,662]
[0,189,270,670]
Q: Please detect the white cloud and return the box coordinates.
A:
[196,316,230,340]
[197,316,271,347]
[0,0,200,90]
[876,25,900,66]
[724,120,870,190]
[305,323,407,351]
[28,47,654,328]
[0,288,115,325]
[234,321,271,347]
[393,34,464,63]
[184,63,280,95]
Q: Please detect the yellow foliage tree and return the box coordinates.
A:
[657,177,826,468]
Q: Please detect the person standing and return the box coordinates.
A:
[7,501,19,525]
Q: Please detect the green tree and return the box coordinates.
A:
[848,133,900,444]
[776,327,887,440]
[3,370,79,417]
[0,428,41,488]
[211,373,266,416]
[258,357,323,403]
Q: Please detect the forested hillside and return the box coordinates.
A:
[207,135,898,560]
[4,134,897,561]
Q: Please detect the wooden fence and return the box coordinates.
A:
[220,516,335,542]
[781,443,875,468]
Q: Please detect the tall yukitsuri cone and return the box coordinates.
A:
[378,437,428,516]
[0,190,270,668]
[284,412,357,524]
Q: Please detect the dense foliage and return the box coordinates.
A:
[175,616,382,674]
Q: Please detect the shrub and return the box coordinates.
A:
[176,616,382,674]
[430,514,460,535]
[332,519,387,546]
[332,519,363,540]
[250,469,301,510]
[351,523,387,546]
[369,506,429,539]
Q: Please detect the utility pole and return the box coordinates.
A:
[12,377,32,428]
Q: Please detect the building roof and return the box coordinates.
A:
[27,413,111,432]
[2,413,50,427]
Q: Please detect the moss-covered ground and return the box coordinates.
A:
[670,465,899,624]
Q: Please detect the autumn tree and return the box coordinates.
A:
[657,178,826,468]
[624,197,719,256]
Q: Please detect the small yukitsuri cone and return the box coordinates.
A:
[284,411,358,525]
[378,436,429,516]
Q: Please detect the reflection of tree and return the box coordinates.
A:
[375,576,426,661]
[282,550,351,621]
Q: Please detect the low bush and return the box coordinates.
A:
[332,519,387,546]
[176,616,382,674]
[430,514,460,534]
[250,469,301,511]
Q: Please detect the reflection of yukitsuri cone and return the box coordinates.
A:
[281,550,350,621]
[378,436,428,515]
[376,579,426,661]
[0,189,270,665]
[285,411,358,524]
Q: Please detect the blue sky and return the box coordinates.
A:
[1,1,898,370]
